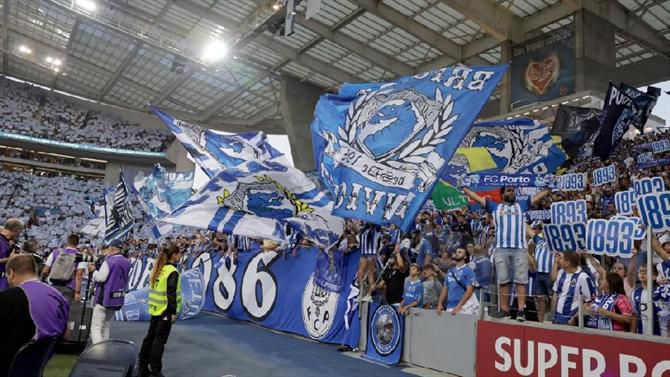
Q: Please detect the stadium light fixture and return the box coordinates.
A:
[45,56,53,63]
[75,0,97,12]
[53,58,62,66]
[202,40,228,63]
[18,45,32,54]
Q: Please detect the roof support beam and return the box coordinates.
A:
[353,0,464,62]
[248,104,279,126]
[255,34,357,83]
[2,0,9,75]
[296,13,414,76]
[199,72,271,122]
[96,42,143,101]
[440,0,523,42]
[51,16,82,90]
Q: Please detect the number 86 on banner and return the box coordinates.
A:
[637,192,670,232]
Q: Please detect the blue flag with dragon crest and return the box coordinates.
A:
[150,106,285,177]
[162,160,343,248]
[311,65,508,231]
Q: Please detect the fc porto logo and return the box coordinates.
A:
[370,305,401,356]
[302,275,339,339]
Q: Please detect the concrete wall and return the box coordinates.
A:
[574,10,617,94]
[280,76,324,172]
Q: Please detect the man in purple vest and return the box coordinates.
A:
[89,239,131,345]
[0,254,69,376]
[41,234,87,302]
[0,219,25,291]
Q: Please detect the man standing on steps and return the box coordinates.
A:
[462,186,550,321]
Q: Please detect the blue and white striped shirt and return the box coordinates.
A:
[360,224,381,256]
[533,234,553,273]
[552,268,595,324]
[485,199,530,249]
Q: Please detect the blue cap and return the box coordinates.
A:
[107,239,125,249]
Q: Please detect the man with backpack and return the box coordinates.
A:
[88,239,131,344]
[41,234,87,302]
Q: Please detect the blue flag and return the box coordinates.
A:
[460,118,566,175]
[593,83,639,158]
[150,106,285,177]
[128,164,194,219]
[104,171,134,243]
[311,65,508,231]
[162,160,344,248]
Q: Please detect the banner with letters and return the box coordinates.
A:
[651,139,670,154]
[638,191,670,232]
[593,83,640,158]
[551,173,586,191]
[476,320,670,377]
[362,302,404,366]
[120,247,362,347]
[311,65,508,231]
[550,200,587,224]
[637,158,670,169]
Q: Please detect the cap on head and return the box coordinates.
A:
[106,239,125,249]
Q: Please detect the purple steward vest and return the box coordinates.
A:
[0,235,10,290]
[50,247,81,290]
[19,280,69,340]
[94,254,131,310]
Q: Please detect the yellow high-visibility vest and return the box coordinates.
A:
[148,264,181,316]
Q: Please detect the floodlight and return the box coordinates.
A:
[46,56,53,63]
[18,45,32,54]
[202,40,228,63]
[53,58,62,66]
[75,0,97,12]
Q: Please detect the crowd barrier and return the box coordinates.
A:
[124,253,670,376]
[124,248,361,347]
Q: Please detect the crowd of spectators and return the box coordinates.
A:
[0,166,104,247]
[0,119,669,340]
[0,78,173,152]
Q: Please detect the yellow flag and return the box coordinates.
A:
[455,147,497,172]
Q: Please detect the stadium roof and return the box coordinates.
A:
[1,0,669,133]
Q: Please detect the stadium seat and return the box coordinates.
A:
[8,336,59,377]
[68,340,138,377]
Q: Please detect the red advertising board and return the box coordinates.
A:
[476,320,670,377]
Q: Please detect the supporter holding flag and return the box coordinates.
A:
[377,244,408,305]
[0,218,25,291]
[463,186,551,321]
[41,234,87,302]
[0,254,69,376]
[437,247,478,316]
[398,263,423,315]
[551,252,596,325]
[88,239,131,345]
[584,272,635,332]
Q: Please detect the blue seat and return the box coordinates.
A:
[69,340,138,377]
[8,336,59,377]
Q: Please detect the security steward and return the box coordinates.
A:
[138,245,182,377]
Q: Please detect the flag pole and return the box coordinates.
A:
[645,228,653,335]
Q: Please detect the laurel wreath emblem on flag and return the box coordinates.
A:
[338,86,457,172]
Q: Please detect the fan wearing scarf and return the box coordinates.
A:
[583,272,635,332]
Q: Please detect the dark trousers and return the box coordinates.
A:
[138,315,172,374]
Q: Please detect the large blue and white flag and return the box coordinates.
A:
[311,65,508,231]
[150,106,285,176]
[460,118,567,175]
[162,160,343,247]
[128,164,194,219]
[104,172,135,243]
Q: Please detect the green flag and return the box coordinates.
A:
[431,180,469,211]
